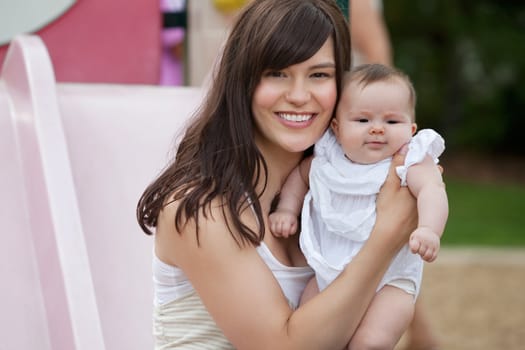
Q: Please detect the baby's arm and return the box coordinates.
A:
[269,156,313,238]
[406,156,448,262]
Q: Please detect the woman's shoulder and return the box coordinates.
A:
[157,196,231,237]
[156,195,259,265]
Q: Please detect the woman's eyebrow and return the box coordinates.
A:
[310,62,336,69]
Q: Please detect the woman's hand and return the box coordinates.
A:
[374,145,418,250]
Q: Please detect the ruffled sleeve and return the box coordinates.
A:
[395,129,445,186]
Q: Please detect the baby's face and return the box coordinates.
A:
[332,79,416,164]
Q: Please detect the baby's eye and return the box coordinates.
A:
[356,118,369,123]
[387,120,400,124]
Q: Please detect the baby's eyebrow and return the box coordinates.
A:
[385,112,409,119]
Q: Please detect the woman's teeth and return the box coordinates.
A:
[279,113,313,122]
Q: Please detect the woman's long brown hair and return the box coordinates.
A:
[137,0,351,246]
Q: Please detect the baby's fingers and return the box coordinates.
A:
[281,222,297,238]
[421,246,437,262]
[269,216,284,237]
[409,236,421,254]
[412,240,438,262]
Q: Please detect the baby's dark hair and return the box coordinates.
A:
[347,63,416,114]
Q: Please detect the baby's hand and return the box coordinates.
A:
[409,227,441,262]
[269,211,298,238]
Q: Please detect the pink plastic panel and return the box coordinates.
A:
[57,83,203,349]
[0,0,161,84]
[1,33,203,349]
[1,35,104,349]
[0,79,52,350]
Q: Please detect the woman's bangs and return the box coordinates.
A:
[261,6,332,70]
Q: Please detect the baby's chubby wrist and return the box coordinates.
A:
[272,208,298,218]
[411,226,441,243]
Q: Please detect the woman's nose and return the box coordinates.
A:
[285,81,311,105]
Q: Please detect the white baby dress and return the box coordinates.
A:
[299,128,445,295]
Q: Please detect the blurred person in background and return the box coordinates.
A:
[348,0,392,66]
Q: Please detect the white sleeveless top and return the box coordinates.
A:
[153,242,313,308]
[152,242,313,349]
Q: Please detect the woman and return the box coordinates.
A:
[137,0,417,348]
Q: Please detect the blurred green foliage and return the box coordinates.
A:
[384,0,525,155]
[442,179,525,246]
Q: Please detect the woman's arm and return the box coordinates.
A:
[155,151,416,350]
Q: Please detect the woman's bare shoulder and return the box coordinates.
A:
[155,196,259,264]
[155,197,295,348]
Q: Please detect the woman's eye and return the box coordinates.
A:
[311,72,331,78]
[265,70,285,78]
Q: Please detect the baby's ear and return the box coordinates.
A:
[411,122,417,135]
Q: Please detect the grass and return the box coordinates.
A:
[442,178,525,246]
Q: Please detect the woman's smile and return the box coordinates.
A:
[277,112,316,123]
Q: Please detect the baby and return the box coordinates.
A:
[269,63,448,349]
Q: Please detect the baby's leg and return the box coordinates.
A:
[347,285,415,350]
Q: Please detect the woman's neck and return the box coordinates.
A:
[256,148,303,213]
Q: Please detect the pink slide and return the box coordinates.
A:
[0,35,202,349]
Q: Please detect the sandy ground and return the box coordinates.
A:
[396,247,525,350]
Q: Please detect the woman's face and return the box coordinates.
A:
[252,37,337,155]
